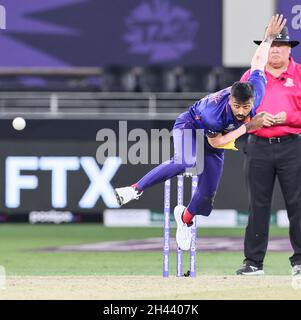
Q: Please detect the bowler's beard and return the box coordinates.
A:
[235,113,250,122]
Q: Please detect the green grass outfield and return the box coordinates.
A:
[0,224,293,276]
[0,224,291,276]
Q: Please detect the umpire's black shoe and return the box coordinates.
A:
[236,263,264,275]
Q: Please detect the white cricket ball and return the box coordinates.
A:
[12,117,26,131]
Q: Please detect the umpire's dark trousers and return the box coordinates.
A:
[244,134,301,267]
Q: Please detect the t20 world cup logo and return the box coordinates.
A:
[124,0,199,62]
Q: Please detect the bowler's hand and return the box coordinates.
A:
[245,112,275,131]
[260,112,275,127]
[245,113,265,131]
[273,111,287,125]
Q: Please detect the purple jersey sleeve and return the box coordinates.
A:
[198,87,231,135]
[247,69,267,116]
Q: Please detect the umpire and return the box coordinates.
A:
[236,26,301,276]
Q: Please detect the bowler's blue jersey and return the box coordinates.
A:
[188,70,266,136]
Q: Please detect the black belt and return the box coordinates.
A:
[249,134,299,144]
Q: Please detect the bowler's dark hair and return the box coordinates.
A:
[231,81,254,103]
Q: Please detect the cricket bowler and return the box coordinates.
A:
[115,15,286,251]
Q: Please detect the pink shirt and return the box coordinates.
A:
[241,57,301,138]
